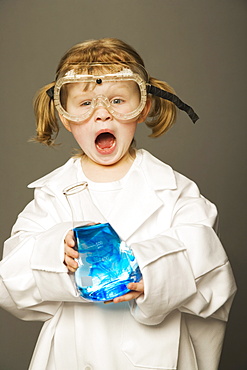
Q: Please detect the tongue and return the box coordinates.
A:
[96,133,115,149]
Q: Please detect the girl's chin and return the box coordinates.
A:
[83,145,133,167]
[89,151,127,167]
[94,155,120,166]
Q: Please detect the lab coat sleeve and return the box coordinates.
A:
[130,187,237,326]
[0,188,87,321]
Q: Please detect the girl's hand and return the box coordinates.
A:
[64,223,98,272]
[64,230,79,272]
[104,280,144,304]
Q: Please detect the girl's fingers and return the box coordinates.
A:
[65,256,78,272]
[113,291,141,303]
[127,281,144,292]
[64,230,75,247]
[64,230,78,272]
[65,244,78,259]
[112,280,144,304]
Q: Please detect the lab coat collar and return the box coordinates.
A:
[137,149,177,191]
[28,150,177,240]
[28,158,79,195]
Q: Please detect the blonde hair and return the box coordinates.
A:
[33,38,176,145]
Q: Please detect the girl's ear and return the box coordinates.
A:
[137,98,152,124]
[59,114,72,132]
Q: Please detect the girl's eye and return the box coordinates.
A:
[80,100,91,107]
[111,98,124,105]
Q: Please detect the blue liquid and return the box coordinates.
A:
[73,223,142,301]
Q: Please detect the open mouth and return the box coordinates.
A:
[95,132,116,154]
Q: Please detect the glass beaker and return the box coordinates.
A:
[63,182,142,302]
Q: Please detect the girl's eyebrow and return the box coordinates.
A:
[68,85,94,100]
[71,91,93,100]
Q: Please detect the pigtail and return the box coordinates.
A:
[146,77,177,137]
[32,82,59,146]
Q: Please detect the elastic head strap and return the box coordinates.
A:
[147,84,199,123]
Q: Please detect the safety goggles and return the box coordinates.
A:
[47,64,199,123]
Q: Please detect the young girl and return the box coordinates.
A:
[0,38,236,370]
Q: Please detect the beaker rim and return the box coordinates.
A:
[63,182,88,196]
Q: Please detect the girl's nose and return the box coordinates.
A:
[95,107,112,122]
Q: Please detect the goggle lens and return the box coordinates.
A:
[59,79,144,121]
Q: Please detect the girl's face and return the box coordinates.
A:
[60,81,150,168]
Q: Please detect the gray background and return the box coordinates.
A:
[0,0,246,369]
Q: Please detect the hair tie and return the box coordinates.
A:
[46,86,55,100]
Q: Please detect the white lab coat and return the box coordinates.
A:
[0,149,236,370]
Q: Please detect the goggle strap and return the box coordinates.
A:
[147,84,199,123]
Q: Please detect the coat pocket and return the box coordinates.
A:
[121,309,181,369]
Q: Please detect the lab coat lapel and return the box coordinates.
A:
[106,150,177,241]
[28,158,106,223]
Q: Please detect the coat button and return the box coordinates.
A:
[84,366,92,370]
